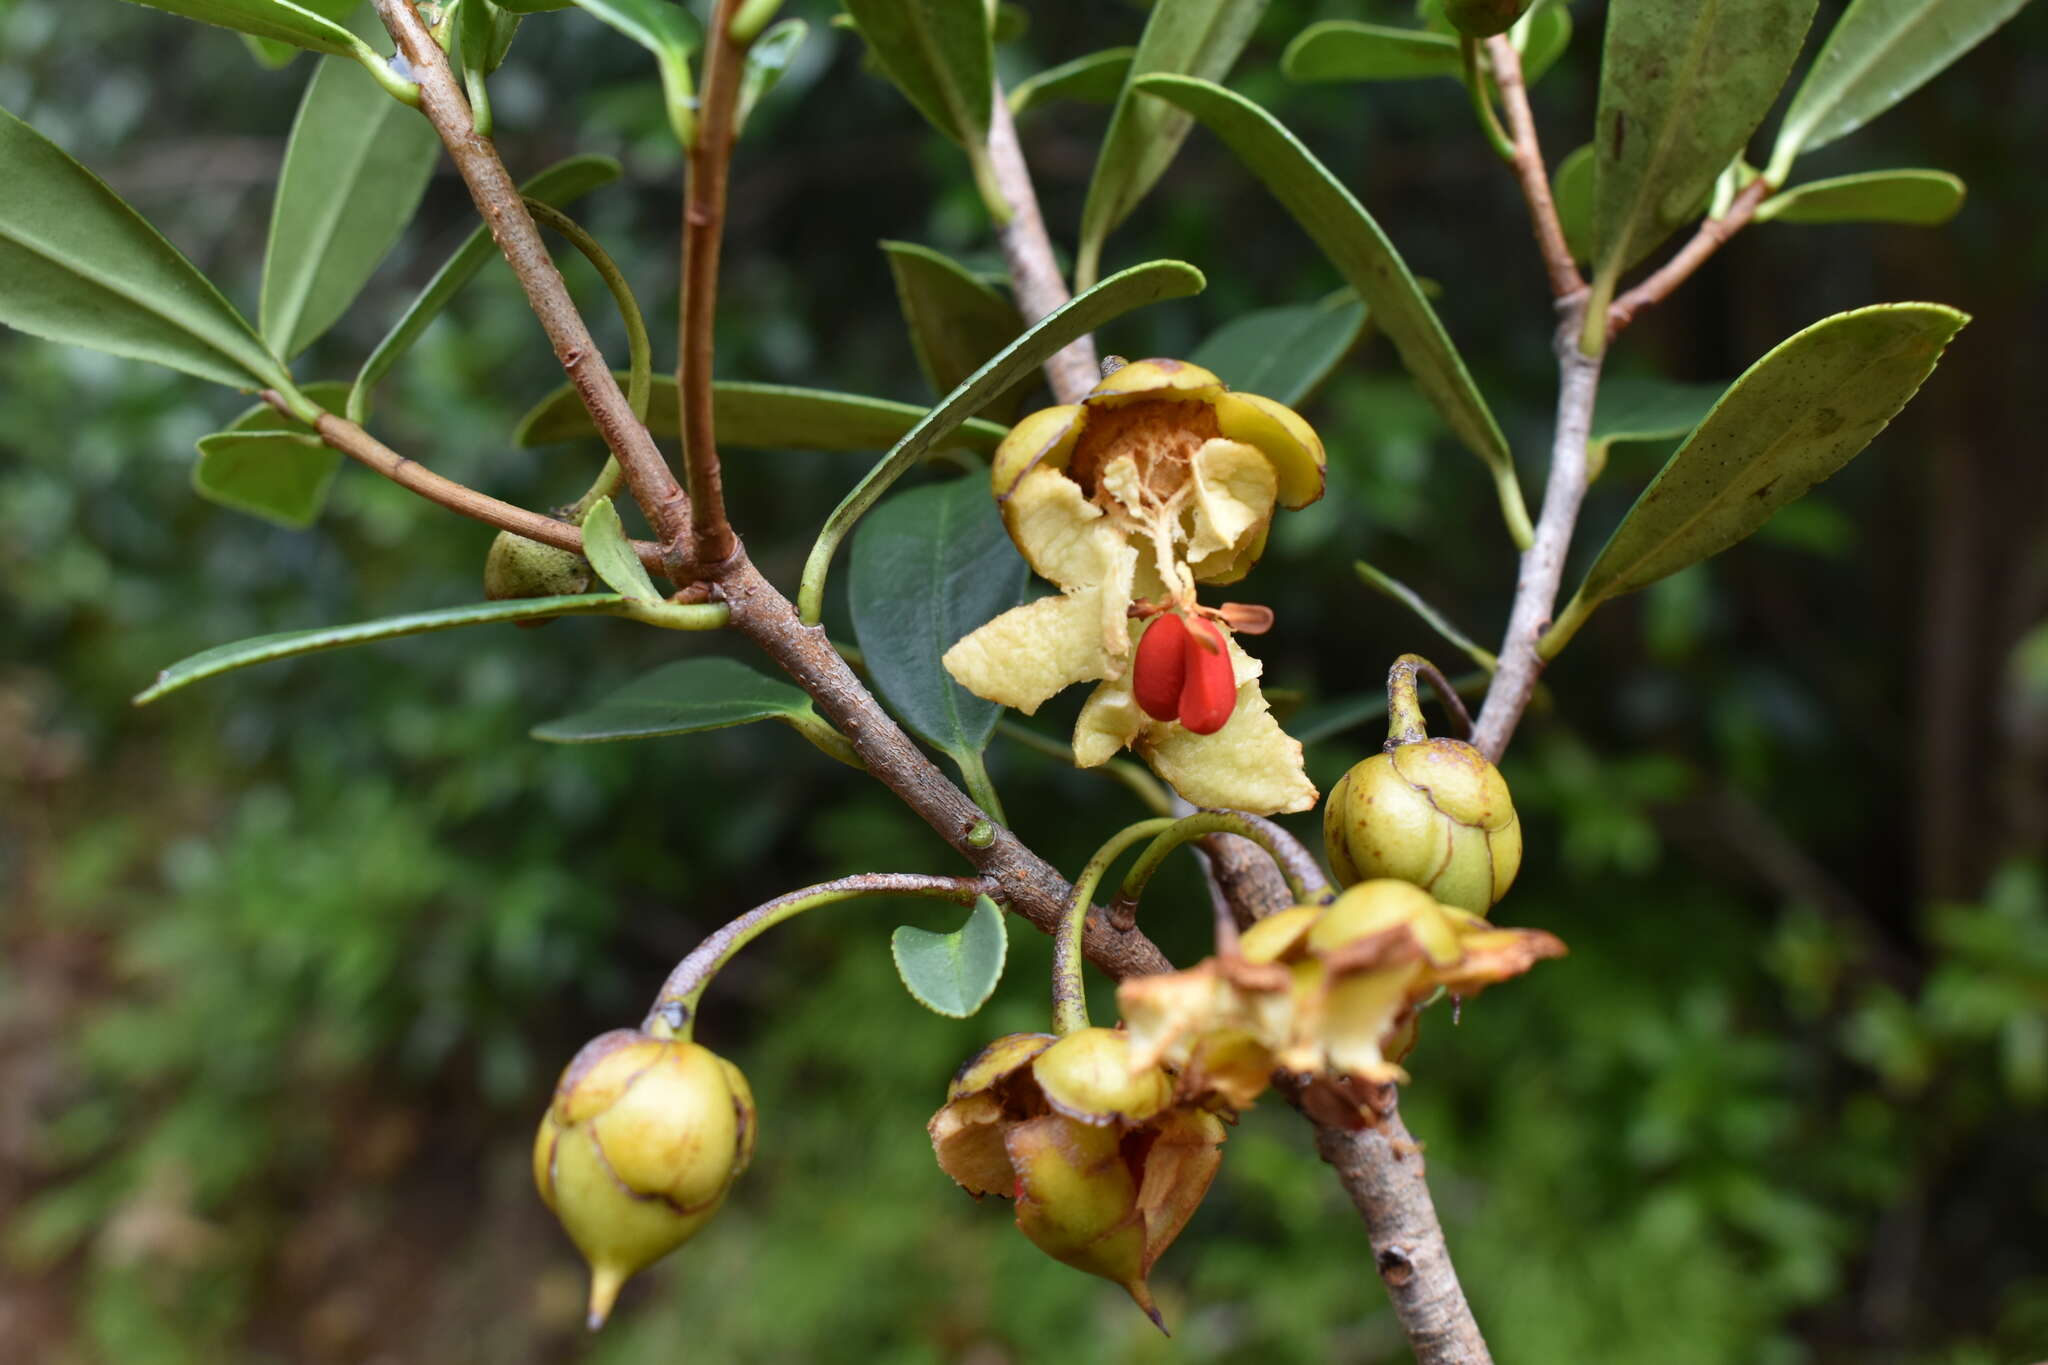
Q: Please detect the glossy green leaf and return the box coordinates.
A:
[1556,304,1968,642]
[738,18,808,131]
[1190,288,1367,407]
[1553,141,1594,263]
[134,594,628,704]
[1588,0,1816,289]
[352,155,619,421]
[1076,0,1269,286]
[116,0,365,58]
[571,0,704,145]
[1009,47,1134,115]
[0,106,290,391]
[192,379,352,527]
[1757,169,1966,226]
[849,477,1027,758]
[891,895,1007,1018]
[514,378,1011,454]
[580,497,661,603]
[495,0,576,11]
[455,0,524,75]
[1586,374,1726,476]
[797,257,1206,624]
[1137,76,1525,542]
[260,52,441,360]
[531,657,816,742]
[881,240,1032,420]
[1768,0,2028,180]
[238,0,357,66]
[1282,22,1461,82]
[840,0,997,202]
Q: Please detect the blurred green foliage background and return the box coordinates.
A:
[3,1,2046,1362]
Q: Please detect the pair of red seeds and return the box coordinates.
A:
[1133,613,1236,735]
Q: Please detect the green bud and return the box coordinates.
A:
[533,1029,755,1329]
[1324,739,1522,913]
[1444,0,1531,38]
[484,529,592,628]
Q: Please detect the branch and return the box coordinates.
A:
[1484,36,1582,300]
[1316,1094,1495,1365]
[282,398,668,573]
[373,0,690,556]
[1607,177,1771,336]
[986,86,1099,405]
[1469,301,1604,760]
[676,0,747,567]
[719,556,1173,981]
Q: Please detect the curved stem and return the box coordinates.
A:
[1053,818,1179,1036]
[1484,34,1583,300]
[645,873,988,1040]
[954,749,1007,828]
[1386,654,1474,746]
[986,85,1098,405]
[1461,38,1516,163]
[522,199,650,522]
[1115,812,1332,926]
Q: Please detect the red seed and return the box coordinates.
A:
[1132,613,1189,722]
[1178,617,1237,735]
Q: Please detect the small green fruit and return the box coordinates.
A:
[484,528,591,627]
[1324,738,1522,914]
[533,1030,755,1329]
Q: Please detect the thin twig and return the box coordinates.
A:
[1315,1097,1495,1365]
[276,397,668,573]
[1484,35,1582,300]
[986,85,1098,405]
[1608,177,1771,335]
[1470,301,1604,761]
[677,0,747,567]
[373,0,691,558]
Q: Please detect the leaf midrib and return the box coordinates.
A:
[1601,0,1726,273]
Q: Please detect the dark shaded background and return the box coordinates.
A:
[3,1,2045,1361]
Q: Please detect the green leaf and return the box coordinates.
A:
[1552,142,1594,263]
[1555,303,1967,644]
[116,0,366,58]
[1588,0,1816,291]
[531,657,817,742]
[352,155,620,421]
[134,594,628,704]
[797,257,1206,624]
[1513,0,1573,84]
[240,0,358,67]
[495,0,577,11]
[1586,374,1726,475]
[738,18,809,131]
[580,497,661,603]
[1768,0,2029,180]
[260,52,442,360]
[1077,0,1270,286]
[891,895,1007,1018]
[514,377,1011,454]
[0,106,290,391]
[1354,560,1495,671]
[192,379,353,527]
[1190,288,1367,407]
[881,240,1031,420]
[1756,169,1966,227]
[1009,47,1135,115]
[849,477,1027,759]
[1282,22,1461,82]
[571,0,705,145]
[1136,76,1526,544]
[839,0,998,204]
